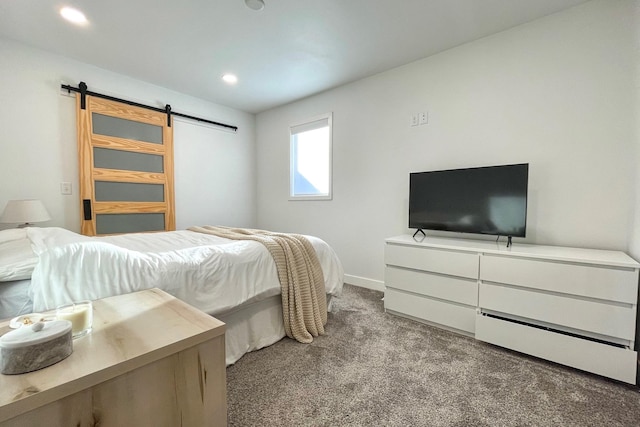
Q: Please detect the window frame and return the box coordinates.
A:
[288,112,333,201]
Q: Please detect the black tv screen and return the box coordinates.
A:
[409,163,528,237]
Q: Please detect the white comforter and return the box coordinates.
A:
[27,227,344,314]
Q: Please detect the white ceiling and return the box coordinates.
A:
[0,0,588,113]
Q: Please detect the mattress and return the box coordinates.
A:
[0,279,33,320]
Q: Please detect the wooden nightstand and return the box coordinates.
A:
[0,288,227,426]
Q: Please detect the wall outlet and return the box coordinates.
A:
[419,112,428,125]
[60,182,72,195]
[410,113,419,127]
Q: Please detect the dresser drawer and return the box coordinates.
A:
[476,313,637,384]
[385,266,477,306]
[385,288,476,334]
[480,255,638,303]
[478,283,636,340]
[385,244,479,279]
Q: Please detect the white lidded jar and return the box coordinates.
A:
[0,320,73,374]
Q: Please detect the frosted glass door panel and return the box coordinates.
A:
[95,181,164,202]
[92,113,163,144]
[96,213,165,234]
[93,148,164,173]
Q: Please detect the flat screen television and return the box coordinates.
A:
[409,163,528,240]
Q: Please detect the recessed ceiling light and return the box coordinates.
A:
[245,0,265,11]
[222,74,238,85]
[60,6,88,25]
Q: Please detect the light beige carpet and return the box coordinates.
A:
[227,284,640,426]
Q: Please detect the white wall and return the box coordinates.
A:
[0,38,256,232]
[255,0,638,287]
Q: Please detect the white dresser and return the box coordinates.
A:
[384,235,640,384]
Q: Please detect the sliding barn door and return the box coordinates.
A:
[76,95,175,236]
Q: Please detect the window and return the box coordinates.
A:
[289,113,332,200]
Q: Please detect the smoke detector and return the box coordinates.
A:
[245,0,265,11]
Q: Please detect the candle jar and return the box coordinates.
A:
[56,300,93,338]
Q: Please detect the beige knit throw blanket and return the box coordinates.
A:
[188,225,327,344]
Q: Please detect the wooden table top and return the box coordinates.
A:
[0,288,225,423]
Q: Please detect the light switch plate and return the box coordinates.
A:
[60,182,72,195]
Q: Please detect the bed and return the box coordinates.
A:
[0,226,344,365]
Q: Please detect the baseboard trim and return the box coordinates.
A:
[344,274,385,291]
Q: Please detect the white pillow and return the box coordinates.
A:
[27,227,92,256]
[0,228,28,244]
[0,237,38,281]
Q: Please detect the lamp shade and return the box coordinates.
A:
[0,199,51,226]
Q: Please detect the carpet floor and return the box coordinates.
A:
[226,285,640,426]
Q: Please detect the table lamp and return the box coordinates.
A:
[0,199,51,228]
